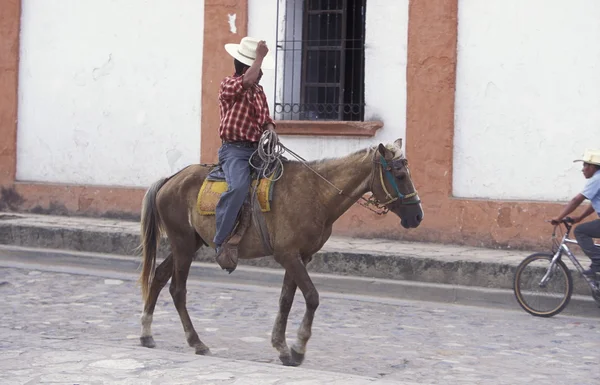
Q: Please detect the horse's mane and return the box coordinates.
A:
[307,141,405,170]
[360,142,405,162]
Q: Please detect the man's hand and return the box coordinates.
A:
[550,216,576,225]
[242,40,268,89]
[242,40,269,89]
[256,41,269,60]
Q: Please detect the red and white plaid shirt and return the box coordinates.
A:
[218,74,274,142]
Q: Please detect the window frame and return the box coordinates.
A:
[273,0,381,135]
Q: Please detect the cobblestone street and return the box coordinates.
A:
[1,263,599,384]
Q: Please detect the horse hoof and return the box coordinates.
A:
[279,353,296,366]
[290,347,305,366]
[140,336,156,348]
[195,345,211,355]
[279,348,304,366]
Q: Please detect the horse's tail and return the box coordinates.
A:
[137,177,169,303]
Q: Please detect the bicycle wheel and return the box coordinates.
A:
[513,252,573,317]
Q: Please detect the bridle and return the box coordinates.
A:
[371,154,421,206]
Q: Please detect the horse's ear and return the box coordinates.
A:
[394,138,403,149]
[377,143,388,157]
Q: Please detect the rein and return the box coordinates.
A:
[270,138,420,215]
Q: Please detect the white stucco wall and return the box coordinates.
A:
[454,0,600,201]
[248,0,409,161]
[17,0,204,188]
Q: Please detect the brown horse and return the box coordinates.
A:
[138,138,423,366]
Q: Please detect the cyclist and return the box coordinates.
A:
[551,149,600,277]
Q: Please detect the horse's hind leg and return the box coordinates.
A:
[169,233,210,355]
[271,271,297,365]
[140,253,174,348]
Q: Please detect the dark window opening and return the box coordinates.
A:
[274,0,366,121]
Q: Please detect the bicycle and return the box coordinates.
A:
[513,217,600,317]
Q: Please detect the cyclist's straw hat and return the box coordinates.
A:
[573,149,600,166]
[224,37,273,69]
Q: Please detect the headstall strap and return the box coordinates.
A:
[368,155,420,209]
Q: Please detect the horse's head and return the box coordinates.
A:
[369,139,423,229]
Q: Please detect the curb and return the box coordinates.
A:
[0,219,519,289]
[0,218,592,295]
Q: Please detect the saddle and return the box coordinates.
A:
[197,154,284,273]
[196,169,274,215]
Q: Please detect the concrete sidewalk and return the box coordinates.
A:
[0,211,597,313]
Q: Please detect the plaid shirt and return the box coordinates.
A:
[218,74,274,142]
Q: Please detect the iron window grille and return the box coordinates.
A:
[274,0,366,121]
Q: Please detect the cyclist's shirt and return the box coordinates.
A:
[582,169,600,215]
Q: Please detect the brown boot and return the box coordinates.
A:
[215,201,252,274]
[215,243,238,273]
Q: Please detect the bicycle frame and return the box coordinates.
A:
[546,225,600,293]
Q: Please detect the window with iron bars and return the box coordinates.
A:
[274,0,366,121]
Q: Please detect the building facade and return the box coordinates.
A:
[1,0,598,249]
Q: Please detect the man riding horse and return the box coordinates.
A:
[214,37,275,272]
[136,36,423,365]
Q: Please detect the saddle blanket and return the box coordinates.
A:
[196,178,274,216]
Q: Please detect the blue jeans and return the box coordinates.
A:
[574,218,600,269]
[213,143,256,247]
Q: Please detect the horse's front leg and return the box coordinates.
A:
[278,253,319,366]
[272,271,297,365]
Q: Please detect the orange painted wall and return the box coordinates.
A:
[0,0,20,186]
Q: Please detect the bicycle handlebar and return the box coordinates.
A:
[546,217,574,225]
[547,217,574,235]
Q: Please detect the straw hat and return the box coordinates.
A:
[224,37,273,69]
[574,149,600,166]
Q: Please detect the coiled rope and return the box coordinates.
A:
[249,129,286,181]
[250,129,351,194]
